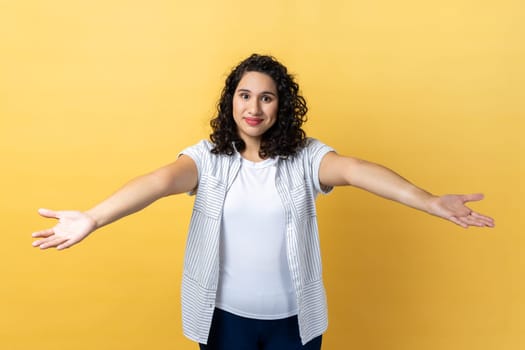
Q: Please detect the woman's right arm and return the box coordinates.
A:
[31,155,198,250]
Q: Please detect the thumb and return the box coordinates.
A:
[38,208,59,219]
[461,193,484,203]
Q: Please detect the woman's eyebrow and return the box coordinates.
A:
[236,88,277,96]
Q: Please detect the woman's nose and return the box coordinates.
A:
[248,99,262,115]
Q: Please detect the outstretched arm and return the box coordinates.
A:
[32,155,198,250]
[319,152,494,228]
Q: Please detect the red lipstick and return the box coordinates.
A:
[244,117,263,126]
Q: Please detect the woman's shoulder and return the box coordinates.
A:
[181,139,215,155]
[304,137,323,147]
[298,137,333,156]
[180,139,236,170]
[193,139,215,149]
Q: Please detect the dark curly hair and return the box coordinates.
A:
[210,54,308,158]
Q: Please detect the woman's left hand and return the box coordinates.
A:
[427,193,495,228]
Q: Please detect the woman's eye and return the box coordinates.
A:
[261,95,272,103]
[240,93,250,100]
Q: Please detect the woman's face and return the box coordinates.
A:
[232,71,278,145]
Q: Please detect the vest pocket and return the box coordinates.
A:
[290,182,316,219]
[193,174,226,220]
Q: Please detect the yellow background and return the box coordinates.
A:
[1,0,523,349]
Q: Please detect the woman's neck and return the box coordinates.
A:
[241,148,265,162]
[241,138,264,162]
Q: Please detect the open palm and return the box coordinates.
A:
[32,208,97,250]
[427,193,495,228]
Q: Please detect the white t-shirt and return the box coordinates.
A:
[215,156,298,319]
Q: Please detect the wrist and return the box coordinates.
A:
[423,194,440,215]
[403,186,436,214]
[84,208,102,230]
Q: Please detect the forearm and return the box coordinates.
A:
[85,172,168,229]
[347,160,436,213]
[84,155,197,230]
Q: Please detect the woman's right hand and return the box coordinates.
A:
[32,208,97,250]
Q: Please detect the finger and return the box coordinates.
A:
[32,233,57,247]
[32,239,45,247]
[456,216,480,228]
[470,212,496,227]
[32,237,52,247]
[458,212,495,228]
[461,215,485,227]
[31,228,55,238]
[57,240,76,250]
[449,216,468,228]
[461,193,484,203]
[39,237,68,250]
[457,212,494,227]
[38,208,59,219]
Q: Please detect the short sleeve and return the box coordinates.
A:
[305,138,335,195]
[178,140,213,195]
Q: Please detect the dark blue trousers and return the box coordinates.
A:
[199,308,322,350]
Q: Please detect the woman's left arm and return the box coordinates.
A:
[319,152,495,228]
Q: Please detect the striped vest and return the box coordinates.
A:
[180,138,334,345]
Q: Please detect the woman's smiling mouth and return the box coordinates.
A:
[244,117,264,126]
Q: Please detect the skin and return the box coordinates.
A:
[32,71,494,250]
[232,71,279,161]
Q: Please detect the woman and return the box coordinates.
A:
[31,54,494,350]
